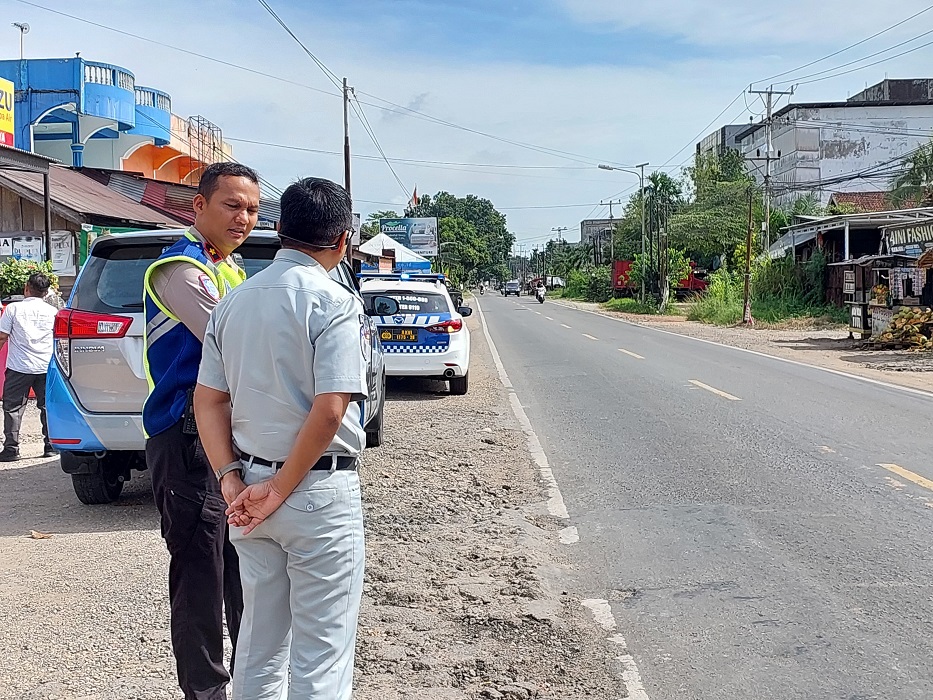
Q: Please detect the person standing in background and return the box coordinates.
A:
[0,272,57,460]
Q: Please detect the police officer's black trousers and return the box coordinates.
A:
[147,419,243,700]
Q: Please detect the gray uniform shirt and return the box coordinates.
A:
[197,248,368,461]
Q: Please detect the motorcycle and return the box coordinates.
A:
[479,286,485,295]
[535,287,546,304]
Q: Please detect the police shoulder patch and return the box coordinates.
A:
[198,273,220,301]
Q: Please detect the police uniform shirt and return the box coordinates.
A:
[197,248,368,461]
[149,227,235,342]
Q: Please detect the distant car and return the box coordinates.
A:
[504,280,521,297]
[360,273,471,395]
[48,229,388,505]
[445,281,464,308]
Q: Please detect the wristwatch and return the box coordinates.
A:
[214,460,243,481]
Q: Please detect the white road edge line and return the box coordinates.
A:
[582,599,651,700]
[474,299,569,520]
[582,333,599,341]
[689,379,742,401]
[548,300,933,400]
[619,348,645,360]
[479,299,651,699]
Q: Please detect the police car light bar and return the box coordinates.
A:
[357,272,447,281]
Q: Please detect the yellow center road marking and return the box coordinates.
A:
[561,323,572,329]
[582,333,599,341]
[879,463,933,492]
[689,380,742,401]
[545,316,554,320]
[618,348,645,360]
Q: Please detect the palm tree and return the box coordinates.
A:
[890,142,933,206]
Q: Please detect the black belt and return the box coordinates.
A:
[238,452,357,471]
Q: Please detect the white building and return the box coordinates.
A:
[735,79,933,208]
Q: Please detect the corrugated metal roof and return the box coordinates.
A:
[0,166,185,226]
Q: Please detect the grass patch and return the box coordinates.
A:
[687,296,848,326]
[603,297,674,315]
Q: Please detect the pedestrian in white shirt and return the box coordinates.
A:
[0,272,58,460]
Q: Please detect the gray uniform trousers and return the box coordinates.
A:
[230,460,364,699]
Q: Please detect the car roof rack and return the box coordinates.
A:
[357,272,446,282]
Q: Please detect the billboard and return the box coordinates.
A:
[0,77,13,147]
[379,217,438,257]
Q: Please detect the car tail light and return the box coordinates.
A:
[53,310,132,378]
[54,310,132,339]
[425,319,463,334]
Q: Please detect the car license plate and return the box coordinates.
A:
[380,328,418,343]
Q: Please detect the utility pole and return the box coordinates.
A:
[518,244,526,286]
[601,198,622,264]
[742,186,755,326]
[747,84,794,252]
[551,226,568,241]
[12,23,28,61]
[342,77,354,264]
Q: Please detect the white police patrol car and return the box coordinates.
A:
[360,273,471,395]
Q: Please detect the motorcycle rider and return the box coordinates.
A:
[535,280,546,302]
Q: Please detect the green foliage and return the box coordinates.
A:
[603,297,671,315]
[410,192,514,280]
[688,250,843,325]
[360,210,398,242]
[564,266,612,302]
[890,140,933,206]
[0,259,58,300]
[437,216,487,285]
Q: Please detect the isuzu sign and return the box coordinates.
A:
[0,77,13,147]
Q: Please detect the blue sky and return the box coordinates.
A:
[6,0,933,243]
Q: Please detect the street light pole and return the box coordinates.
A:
[598,162,649,300]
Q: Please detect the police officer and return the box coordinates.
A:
[195,177,369,699]
[143,162,260,700]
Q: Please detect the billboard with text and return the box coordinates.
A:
[0,77,14,147]
[379,217,438,257]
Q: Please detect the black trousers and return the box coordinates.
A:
[147,419,243,700]
[3,368,49,451]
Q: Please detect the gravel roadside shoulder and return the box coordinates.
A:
[552,298,933,393]
[0,310,619,700]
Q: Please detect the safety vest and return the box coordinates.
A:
[142,231,246,438]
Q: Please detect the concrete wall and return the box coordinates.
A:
[740,103,933,206]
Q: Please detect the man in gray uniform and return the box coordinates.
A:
[195,177,369,699]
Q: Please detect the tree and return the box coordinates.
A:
[437,216,488,284]
[890,141,933,206]
[360,210,399,242]
[409,192,514,279]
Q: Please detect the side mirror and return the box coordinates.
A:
[458,306,473,317]
[367,296,399,316]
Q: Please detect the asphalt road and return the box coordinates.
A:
[477,292,933,700]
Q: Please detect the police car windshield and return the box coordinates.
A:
[363,292,449,314]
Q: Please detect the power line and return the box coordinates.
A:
[756,4,933,85]
[348,97,410,199]
[659,91,746,167]
[254,0,342,89]
[775,25,933,87]
[795,34,933,87]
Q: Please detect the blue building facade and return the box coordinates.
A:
[0,58,172,169]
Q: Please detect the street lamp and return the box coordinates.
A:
[598,162,649,301]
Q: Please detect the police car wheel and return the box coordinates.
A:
[71,469,124,505]
[449,372,469,395]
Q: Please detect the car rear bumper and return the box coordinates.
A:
[383,344,469,378]
[46,363,145,452]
